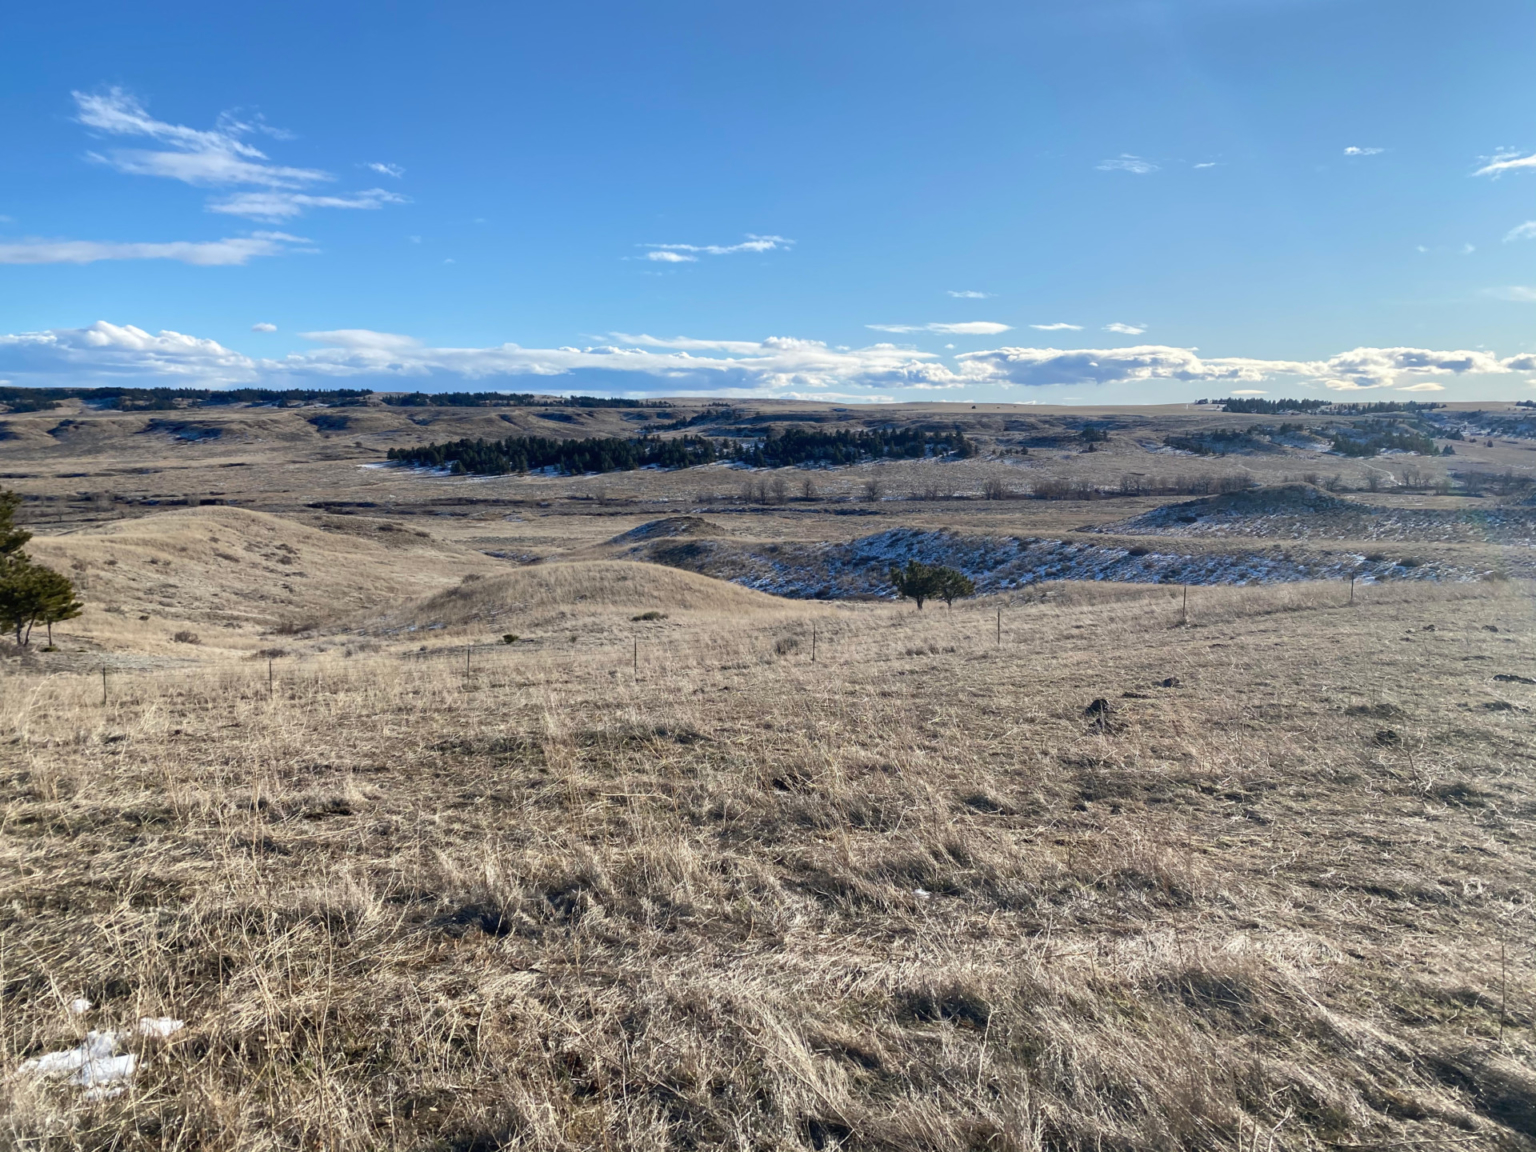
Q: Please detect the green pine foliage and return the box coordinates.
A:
[731,426,975,468]
[388,425,977,477]
[0,490,84,647]
[387,434,721,475]
[887,560,975,610]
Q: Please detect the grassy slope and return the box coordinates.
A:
[2,579,1534,1150]
[21,506,504,656]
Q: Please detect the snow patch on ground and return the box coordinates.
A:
[640,527,1494,600]
[16,1018,182,1099]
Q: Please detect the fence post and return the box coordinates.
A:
[466,645,471,673]
[1181,585,1189,626]
[633,637,638,676]
[269,658,274,698]
[1349,576,1355,605]
[812,624,817,664]
[102,665,107,705]
[997,606,1001,646]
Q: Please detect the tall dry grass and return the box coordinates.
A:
[2,580,1533,1150]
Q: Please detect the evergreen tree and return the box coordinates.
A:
[937,567,976,608]
[0,489,83,648]
[0,490,31,559]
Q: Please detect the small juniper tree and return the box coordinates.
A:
[0,489,83,648]
[0,491,31,560]
[38,567,84,646]
[937,567,976,608]
[889,560,971,610]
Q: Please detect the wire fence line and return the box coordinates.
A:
[0,610,1030,698]
[1,576,1434,700]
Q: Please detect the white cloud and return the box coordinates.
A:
[71,88,404,222]
[1504,222,1536,242]
[1104,322,1145,335]
[1397,382,1445,392]
[1231,390,1266,396]
[366,162,404,178]
[956,343,1514,390]
[947,290,991,298]
[1097,155,1157,174]
[1343,146,1384,156]
[0,233,302,266]
[208,188,408,222]
[1029,322,1082,331]
[1474,150,1536,177]
[867,321,1012,336]
[1,323,1526,400]
[1489,286,1536,302]
[76,89,326,188]
[1193,162,1219,170]
[251,322,277,332]
[0,321,258,385]
[640,234,793,260]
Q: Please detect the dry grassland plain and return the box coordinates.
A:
[1,398,1534,1152]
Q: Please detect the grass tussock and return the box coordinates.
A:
[1,580,1533,1150]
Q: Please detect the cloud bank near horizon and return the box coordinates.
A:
[2,321,1532,399]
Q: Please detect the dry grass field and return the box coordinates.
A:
[3,398,1535,1151]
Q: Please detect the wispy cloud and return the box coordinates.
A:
[1104,322,1145,335]
[1474,150,1536,177]
[639,234,792,262]
[1488,286,1536,302]
[1193,162,1220,170]
[208,188,407,222]
[1097,154,1157,174]
[1029,322,1081,331]
[1230,390,1266,396]
[1504,222,1536,242]
[366,162,404,178]
[947,290,991,299]
[1343,146,1384,157]
[71,88,408,222]
[75,89,326,188]
[0,232,304,266]
[251,322,277,332]
[867,321,1012,336]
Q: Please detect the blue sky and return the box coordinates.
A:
[2,0,1535,403]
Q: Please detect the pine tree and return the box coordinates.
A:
[0,489,83,648]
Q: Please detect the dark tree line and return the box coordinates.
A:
[380,393,670,409]
[0,386,373,412]
[1214,397,1444,416]
[388,425,977,476]
[387,434,721,475]
[1329,421,1442,457]
[730,426,976,468]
